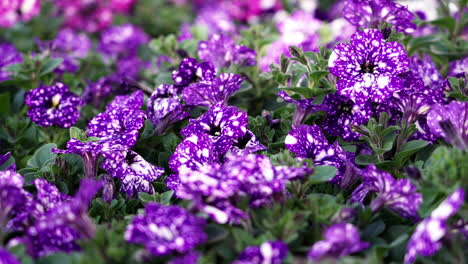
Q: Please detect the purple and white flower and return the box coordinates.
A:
[351,164,422,220]
[328,29,409,105]
[308,223,369,260]
[125,202,207,256]
[404,188,465,263]
[24,82,84,128]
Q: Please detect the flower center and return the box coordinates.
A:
[51,94,62,108]
[209,126,222,136]
[234,133,252,149]
[360,61,376,74]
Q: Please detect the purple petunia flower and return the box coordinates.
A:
[342,0,416,33]
[56,0,114,33]
[0,0,40,28]
[321,92,373,141]
[25,179,102,258]
[181,103,248,156]
[169,251,201,264]
[106,90,144,111]
[0,170,32,232]
[168,133,219,176]
[410,55,444,90]
[260,11,321,71]
[233,241,288,264]
[99,24,149,60]
[37,29,91,74]
[448,57,467,76]
[110,0,137,13]
[102,150,164,197]
[308,223,369,260]
[285,124,348,184]
[351,164,422,220]
[182,73,244,107]
[24,82,84,128]
[427,101,468,150]
[278,90,323,127]
[0,248,20,264]
[88,90,146,148]
[0,43,23,82]
[82,76,115,107]
[219,0,283,23]
[328,29,409,105]
[147,84,190,135]
[194,7,236,36]
[404,188,465,263]
[172,57,200,88]
[125,202,207,256]
[198,34,256,70]
[53,138,128,179]
[174,154,311,224]
[225,130,267,158]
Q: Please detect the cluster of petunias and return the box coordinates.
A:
[0,169,102,258]
[1,0,468,263]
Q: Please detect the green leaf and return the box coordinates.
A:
[27,143,57,168]
[309,71,329,83]
[36,252,81,264]
[431,17,456,33]
[159,190,174,205]
[69,126,83,140]
[281,87,313,99]
[362,220,386,240]
[40,58,64,76]
[0,92,11,114]
[205,223,229,244]
[355,154,379,166]
[309,166,337,184]
[138,192,154,204]
[394,140,429,166]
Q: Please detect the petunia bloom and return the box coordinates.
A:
[320,92,373,141]
[0,0,40,28]
[233,241,288,264]
[342,0,416,33]
[308,223,369,260]
[427,101,468,150]
[125,202,207,256]
[99,24,149,60]
[0,43,23,82]
[87,90,146,148]
[147,84,190,135]
[25,179,102,258]
[448,57,467,76]
[24,82,84,128]
[55,0,114,33]
[328,29,409,105]
[181,103,248,157]
[285,124,348,184]
[198,34,256,70]
[278,90,323,127]
[350,164,422,220]
[36,29,91,74]
[260,10,321,71]
[0,248,20,264]
[0,170,32,232]
[102,150,164,197]
[174,154,311,224]
[182,73,244,107]
[53,138,128,179]
[404,188,465,263]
